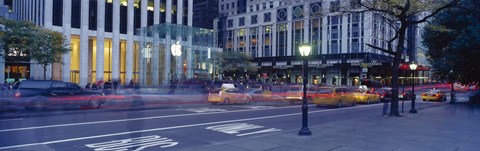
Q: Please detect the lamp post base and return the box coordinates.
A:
[298,128,312,136]
[409,109,417,113]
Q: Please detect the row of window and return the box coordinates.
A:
[51,0,188,34]
[247,1,274,12]
[224,14,367,58]
[225,0,365,28]
[220,2,235,11]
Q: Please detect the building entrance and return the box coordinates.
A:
[4,65,30,83]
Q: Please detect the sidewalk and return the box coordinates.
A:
[196,102,480,151]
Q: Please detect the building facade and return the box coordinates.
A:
[0,0,223,87]
[193,0,218,29]
[215,0,430,86]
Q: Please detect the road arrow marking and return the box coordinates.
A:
[85,135,178,151]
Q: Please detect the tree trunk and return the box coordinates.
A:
[14,60,20,81]
[43,64,47,80]
[389,25,408,117]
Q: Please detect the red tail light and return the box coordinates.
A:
[14,92,21,98]
[422,93,426,96]
[434,94,439,97]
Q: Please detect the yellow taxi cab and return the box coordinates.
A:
[286,85,317,104]
[208,88,251,105]
[313,87,357,107]
[421,88,447,102]
[353,89,380,104]
[247,89,273,101]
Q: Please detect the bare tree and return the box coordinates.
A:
[351,0,460,116]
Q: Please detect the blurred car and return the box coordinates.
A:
[353,89,380,104]
[468,90,480,104]
[373,88,404,102]
[422,89,447,102]
[286,85,317,104]
[247,89,273,101]
[400,90,416,100]
[208,88,251,105]
[313,87,357,108]
[10,80,105,110]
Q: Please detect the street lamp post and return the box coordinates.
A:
[450,70,455,104]
[298,43,312,136]
[409,62,418,113]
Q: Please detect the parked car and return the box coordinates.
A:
[10,80,106,110]
[422,89,447,102]
[208,88,251,105]
[468,90,480,104]
[286,85,317,104]
[353,88,380,104]
[313,87,357,108]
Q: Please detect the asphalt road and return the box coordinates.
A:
[0,92,471,151]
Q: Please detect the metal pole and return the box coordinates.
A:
[402,69,404,113]
[298,59,311,136]
[450,79,455,104]
[409,70,417,113]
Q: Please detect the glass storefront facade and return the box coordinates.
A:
[138,23,221,86]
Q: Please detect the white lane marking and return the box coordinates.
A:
[0,118,23,122]
[85,135,178,151]
[177,108,227,113]
[0,104,314,133]
[236,128,282,136]
[206,123,281,136]
[0,104,380,150]
[234,106,274,109]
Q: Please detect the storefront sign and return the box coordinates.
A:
[273,65,293,69]
[350,62,383,67]
[314,64,333,68]
[292,70,302,75]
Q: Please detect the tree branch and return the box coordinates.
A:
[366,43,395,55]
[356,0,396,16]
[411,0,461,25]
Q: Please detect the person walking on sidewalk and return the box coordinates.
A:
[382,99,390,116]
[381,90,392,116]
[169,80,177,94]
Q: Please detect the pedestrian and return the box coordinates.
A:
[85,83,91,90]
[92,83,98,90]
[97,79,105,89]
[113,79,119,89]
[382,91,390,116]
[128,79,134,88]
[169,80,177,94]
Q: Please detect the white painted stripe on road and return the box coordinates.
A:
[0,104,381,150]
[0,104,328,132]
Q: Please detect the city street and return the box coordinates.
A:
[0,91,471,151]
[1,0,479,150]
